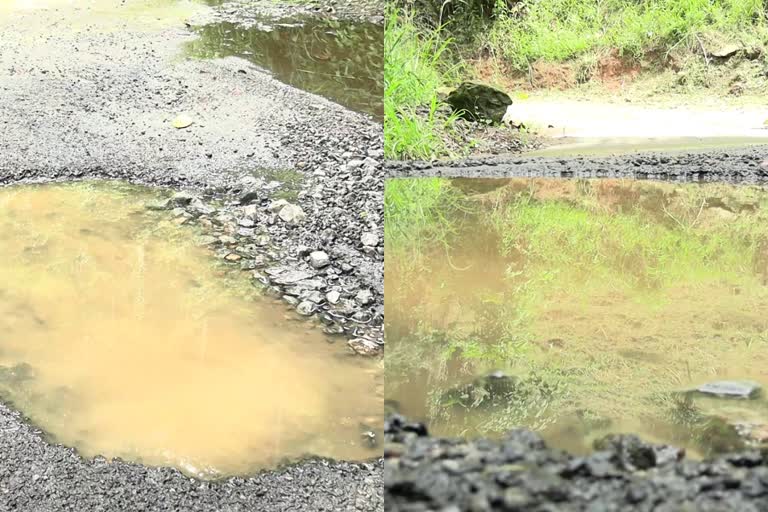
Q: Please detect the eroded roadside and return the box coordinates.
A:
[0,1,383,509]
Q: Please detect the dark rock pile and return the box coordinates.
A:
[385,415,768,511]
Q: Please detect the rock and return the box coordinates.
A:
[734,422,768,445]
[265,267,315,285]
[294,278,325,290]
[309,251,330,269]
[361,232,379,247]
[268,199,289,213]
[593,434,683,471]
[238,218,255,228]
[361,431,377,448]
[147,191,197,210]
[242,204,259,219]
[445,81,513,124]
[440,372,519,410]
[239,190,259,205]
[347,159,365,170]
[303,291,323,303]
[195,235,217,246]
[296,301,315,316]
[348,338,380,356]
[171,113,194,129]
[711,43,742,58]
[323,323,345,336]
[224,253,241,262]
[355,289,373,305]
[278,203,306,225]
[219,235,236,244]
[694,381,762,399]
[327,290,341,304]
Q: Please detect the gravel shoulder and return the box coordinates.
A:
[386,145,768,183]
[193,0,385,25]
[0,2,382,510]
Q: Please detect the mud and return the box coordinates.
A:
[384,415,768,512]
[0,0,383,509]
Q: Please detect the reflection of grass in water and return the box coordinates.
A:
[484,181,768,423]
[386,179,768,439]
[428,370,570,437]
[492,196,758,294]
[385,178,469,273]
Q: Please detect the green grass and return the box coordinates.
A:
[481,0,767,72]
[385,8,461,159]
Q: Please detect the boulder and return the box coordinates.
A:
[309,251,330,269]
[445,81,513,124]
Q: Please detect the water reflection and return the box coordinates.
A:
[385,178,768,456]
[186,18,383,118]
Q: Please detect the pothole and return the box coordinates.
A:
[0,181,382,479]
[386,177,768,457]
[185,16,383,118]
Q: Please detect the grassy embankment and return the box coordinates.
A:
[385,0,768,159]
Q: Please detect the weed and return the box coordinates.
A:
[384,178,469,271]
[478,0,768,72]
[385,7,466,159]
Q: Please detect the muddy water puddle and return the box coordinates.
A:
[0,182,382,478]
[185,18,383,118]
[386,178,768,457]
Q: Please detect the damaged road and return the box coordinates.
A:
[0,0,383,510]
[386,145,768,183]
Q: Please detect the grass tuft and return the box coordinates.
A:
[384,8,462,159]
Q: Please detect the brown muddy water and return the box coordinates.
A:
[0,182,382,478]
[386,178,768,457]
